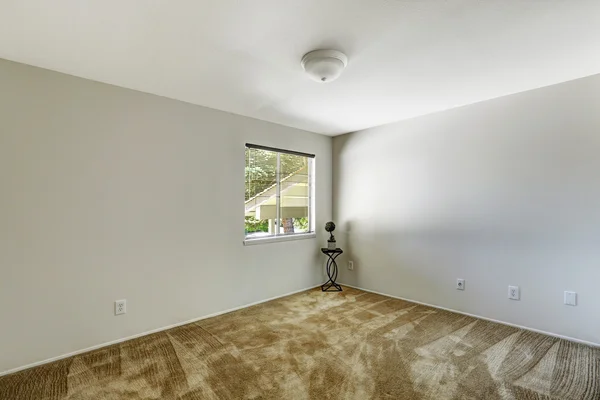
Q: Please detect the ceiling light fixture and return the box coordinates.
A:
[301,49,348,83]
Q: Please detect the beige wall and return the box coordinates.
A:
[333,74,600,344]
[0,59,332,374]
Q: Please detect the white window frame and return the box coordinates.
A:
[243,144,316,246]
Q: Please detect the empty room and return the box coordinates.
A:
[1,1,599,399]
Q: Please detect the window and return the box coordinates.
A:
[244,144,314,243]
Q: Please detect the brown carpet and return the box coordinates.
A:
[1,288,599,399]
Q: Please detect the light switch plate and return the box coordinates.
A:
[564,291,577,306]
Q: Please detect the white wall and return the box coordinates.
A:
[333,74,600,344]
[0,59,332,374]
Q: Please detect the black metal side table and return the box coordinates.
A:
[321,248,343,292]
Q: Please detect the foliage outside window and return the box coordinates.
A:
[245,146,313,240]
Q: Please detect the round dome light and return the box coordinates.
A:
[301,49,348,83]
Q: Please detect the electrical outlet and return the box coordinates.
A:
[456,279,465,290]
[115,299,127,315]
[508,286,520,300]
[348,261,354,271]
[564,291,577,306]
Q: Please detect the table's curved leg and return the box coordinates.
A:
[322,253,342,292]
[331,254,341,291]
[332,255,339,283]
[322,256,333,290]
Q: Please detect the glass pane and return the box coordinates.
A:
[280,154,310,234]
[245,147,278,238]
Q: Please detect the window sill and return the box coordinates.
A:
[243,233,316,246]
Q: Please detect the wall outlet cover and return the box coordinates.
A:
[348,261,354,271]
[115,299,127,315]
[508,286,520,300]
[456,279,465,290]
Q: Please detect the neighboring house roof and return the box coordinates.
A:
[245,165,308,216]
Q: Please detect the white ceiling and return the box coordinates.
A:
[1,1,600,136]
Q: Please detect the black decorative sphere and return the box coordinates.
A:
[325,221,336,233]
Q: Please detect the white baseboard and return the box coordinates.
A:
[340,282,600,348]
[5,282,596,377]
[0,284,321,377]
